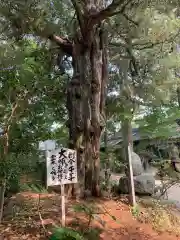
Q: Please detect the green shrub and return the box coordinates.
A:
[20,183,48,193]
[49,227,85,240]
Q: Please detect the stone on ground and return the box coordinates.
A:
[119,174,155,195]
[128,152,144,176]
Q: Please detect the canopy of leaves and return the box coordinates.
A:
[136,106,180,139]
[106,5,180,135]
[0,37,69,185]
[0,0,180,162]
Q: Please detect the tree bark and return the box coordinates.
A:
[104,125,111,192]
[66,1,108,197]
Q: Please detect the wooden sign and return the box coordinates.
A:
[46,148,77,226]
[46,148,77,186]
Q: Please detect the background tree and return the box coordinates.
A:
[0,38,68,221]
[107,4,180,146]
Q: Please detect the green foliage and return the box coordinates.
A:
[106,4,180,140]
[73,203,101,227]
[83,228,102,240]
[50,227,85,240]
[131,204,140,218]
[71,203,113,239]
[136,106,180,139]
[20,183,48,193]
[100,149,124,173]
[0,37,68,201]
[73,202,119,227]
[0,152,37,189]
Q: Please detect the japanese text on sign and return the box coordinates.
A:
[46,148,77,186]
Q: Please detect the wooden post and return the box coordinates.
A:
[61,184,65,227]
[45,150,48,190]
[128,145,136,206]
[121,119,136,206]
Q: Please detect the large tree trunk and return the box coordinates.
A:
[66,1,108,197]
[103,125,111,193]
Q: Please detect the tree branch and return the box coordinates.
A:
[111,40,169,51]
[48,35,73,56]
[110,29,180,51]
[71,0,85,37]
[122,13,139,26]
[110,41,128,48]
[3,13,73,56]
[126,41,139,76]
[133,29,180,50]
[37,194,47,237]
[3,102,18,155]
[2,90,31,156]
[133,41,164,50]
[111,54,132,61]
[89,0,134,26]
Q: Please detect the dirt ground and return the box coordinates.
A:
[0,192,180,240]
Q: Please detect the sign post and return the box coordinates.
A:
[61,184,65,227]
[46,148,77,227]
[128,145,136,206]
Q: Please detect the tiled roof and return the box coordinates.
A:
[103,123,180,148]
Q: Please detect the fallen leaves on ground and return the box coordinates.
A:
[0,192,180,240]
